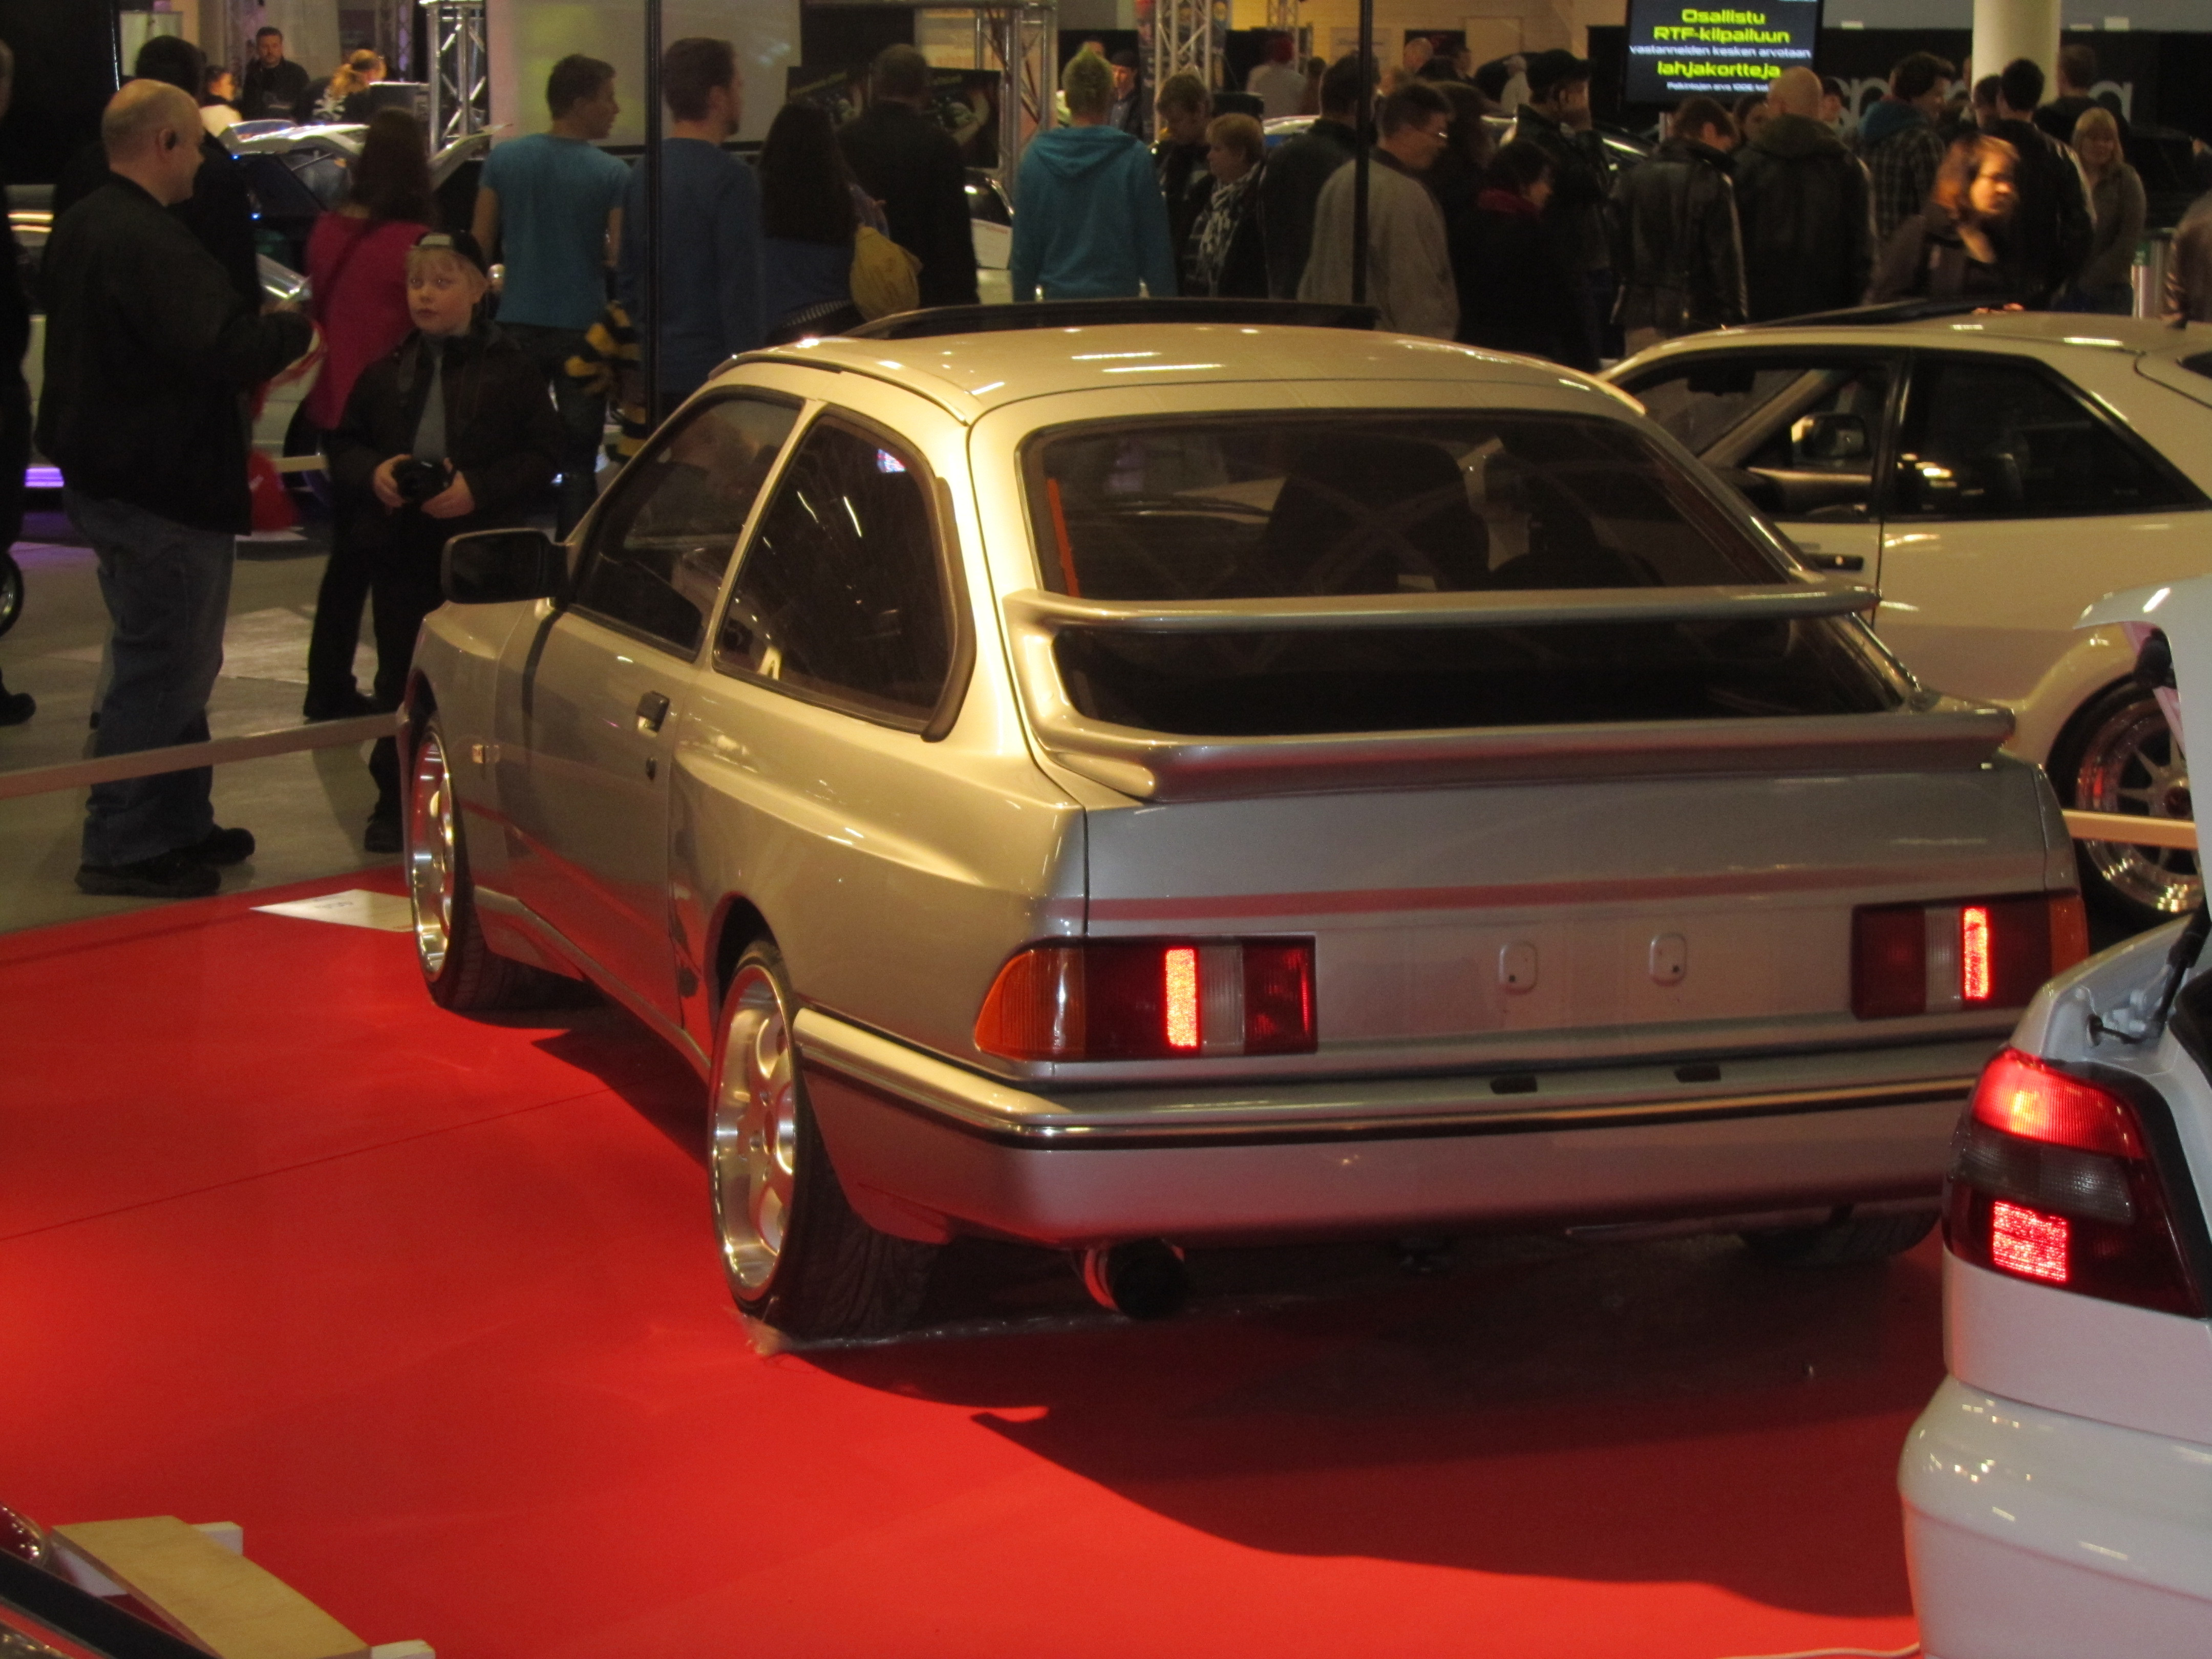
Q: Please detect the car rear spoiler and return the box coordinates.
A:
[1000,585,2013,801]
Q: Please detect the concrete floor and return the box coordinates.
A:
[0,506,389,933]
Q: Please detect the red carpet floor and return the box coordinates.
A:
[2,875,1928,1659]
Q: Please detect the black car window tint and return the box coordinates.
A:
[571,395,800,654]
[1628,359,1807,455]
[715,421,951,723]
[1893,356,2203,520]
[1627,358,1894,523]
[1025,411,1783,602]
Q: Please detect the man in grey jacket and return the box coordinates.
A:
[1300,81,1457,339]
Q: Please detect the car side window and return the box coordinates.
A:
[1626,356,1894,522]
[1892,355,2202,520]
[569,394,800,655]
[714,418,952,725]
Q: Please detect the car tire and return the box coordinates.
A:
[407,719,563,1011]
[0,549,20,639]
[1740,1207,1939,1266]
[709,940,936,1340]
[2051,678,2200,926]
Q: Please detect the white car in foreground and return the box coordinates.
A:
[1900,578,2212,1657]
[1613,312,2212,925]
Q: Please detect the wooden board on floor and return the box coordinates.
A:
[53,1519,367,1659]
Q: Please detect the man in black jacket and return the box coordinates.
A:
[1991,58,2093,307]
[1734,67,1875,321]
[1261,54,1361,299]
[52,37,262,306]
[239,27,310,123]
[39,81,314,899]
[1152,70,1214,288]
[1610,96,1745,352]
[1513,50,1614,364]
[838,46,979,309]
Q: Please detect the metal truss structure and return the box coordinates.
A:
[420,0,488,146]
[1146,0,1228,108]
[960,3,1058,204]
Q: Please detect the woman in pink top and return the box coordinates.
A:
[304,109,435,720]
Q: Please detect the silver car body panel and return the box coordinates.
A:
[405,322,2073,1250]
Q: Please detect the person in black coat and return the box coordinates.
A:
[1452,139,1597,371]
[52,36,261,306]
[1609,96,1746,351]
[1733,67,1875,321]
[1185,115,1269,297]
[1151,71,1215,289]
[326,232,562,847]
[1261,53,1361,298]
[837,46,980,309]
[41,82,313,898]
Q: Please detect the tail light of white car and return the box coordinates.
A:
[976,940,1316,1061]
[1852,894,2089,1020]
[1946,1048,2204,1316]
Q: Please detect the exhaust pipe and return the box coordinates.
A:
[1078,1240,1189,1319]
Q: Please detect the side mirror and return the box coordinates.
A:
[1793,412,1869,464]
[442,528,565,605]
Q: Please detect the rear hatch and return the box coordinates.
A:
[998,398,2060,1078]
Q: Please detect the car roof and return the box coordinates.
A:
[734,323,1619,422]
[1624,312,2212,366]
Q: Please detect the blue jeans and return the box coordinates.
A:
[503,322,604,537]
[67,491,233,867]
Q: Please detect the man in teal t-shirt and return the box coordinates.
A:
[472,54,630,533]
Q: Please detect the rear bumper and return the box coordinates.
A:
[795,1010,1989,1247]
[1901,1376,2212,1659]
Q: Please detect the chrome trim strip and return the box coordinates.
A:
[791,1008,1974,1150]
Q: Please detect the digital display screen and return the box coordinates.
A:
[1623,0,1821,103]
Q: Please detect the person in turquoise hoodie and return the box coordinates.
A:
[1010,51,1178,301]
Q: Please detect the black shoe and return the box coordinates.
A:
[182,825,256,866]
[364,814,402,855]
[76,849,222,899]
[0,690,31,726]
[303,687,378,721]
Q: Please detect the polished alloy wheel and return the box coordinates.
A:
[408,732,459,978]
[2076,694,2201,916]
[712,965,801,1296]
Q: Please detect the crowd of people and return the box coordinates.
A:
[6,25,2212,901]
[1017,39,2209,364]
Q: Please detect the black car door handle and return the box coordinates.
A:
[1800,552,1866,572]
[635,691,671,734]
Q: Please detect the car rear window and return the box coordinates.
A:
[1025,412,1784,600]
[1023,413,1901,735]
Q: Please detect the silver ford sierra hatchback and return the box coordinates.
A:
[402,304,2088,1338]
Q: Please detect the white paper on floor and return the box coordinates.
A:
[214,606,317,684]
[254,890,414,931]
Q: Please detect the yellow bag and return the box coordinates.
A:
[850,225,923,320]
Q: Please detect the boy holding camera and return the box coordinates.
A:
[328,230,563,850]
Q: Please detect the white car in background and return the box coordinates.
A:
[1900,577,2212,1658]
[1613,312,2212,925]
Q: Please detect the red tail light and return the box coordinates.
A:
[1852,894,2088,1019]
[1946,1049,2203,1316]
[975,939,1317,1061]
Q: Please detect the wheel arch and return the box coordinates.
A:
[2012,631,2141,773]
[708,896,775,1016]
